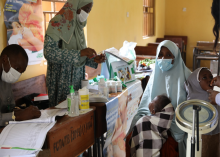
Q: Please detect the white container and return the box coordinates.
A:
[110,81,117,93]
[67,93,79,117]
[103,87,109,99]
[98,78,106,95]
[106,82,111,93]
[117,81,122,92]
[81,79,89,88]
[78,87,90,110]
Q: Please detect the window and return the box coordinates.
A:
[143,0,154,37]
[42,0,66,32]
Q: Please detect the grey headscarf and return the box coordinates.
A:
[185,67,209,101]
[185,67,220,135]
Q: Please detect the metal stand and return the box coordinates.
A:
[190,105,201,157]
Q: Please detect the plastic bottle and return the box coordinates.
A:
[98,78,106,94]
[106,82,111,94]
[111,81,117,93]
[67,85,79,117]
[78,87,90,110]
[117,81,122,92]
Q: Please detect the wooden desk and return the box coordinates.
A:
[0,107,96,157]
[46,107,96,157]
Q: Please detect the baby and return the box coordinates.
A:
[149,95,172,115]
[8,21,23,45]
[8,21,35,53]
[130,95,174,157]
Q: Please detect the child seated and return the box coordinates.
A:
[129,95,174,157]
[185,68,220,128]
[184,67,219,157]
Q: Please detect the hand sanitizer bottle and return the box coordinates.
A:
[67,85,79,117]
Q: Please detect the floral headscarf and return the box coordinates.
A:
[46,0,93,45]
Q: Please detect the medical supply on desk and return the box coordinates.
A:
[117,81,122,92]
[98,78,106,93]
[89,93,108,103]
[81,79,89,88]
[98,78,109,98]
[78,87,90,110]
[106,82,111,94]
[114,76,127,88]
[67,85,79,117]
[110,81,117,93]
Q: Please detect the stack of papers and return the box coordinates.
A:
[89,94,108,103]
[0,109,67,157]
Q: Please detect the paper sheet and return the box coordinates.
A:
[0,122,55,156]
[9,109,67,124]
[55,100,67,109]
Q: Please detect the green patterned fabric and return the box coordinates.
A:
[46,0,93,67]
[44,35,97,106]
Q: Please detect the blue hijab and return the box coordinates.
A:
[129,40,191,156]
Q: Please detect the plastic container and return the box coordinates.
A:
[67,85,79,117]
[117,81,122,92]
[106,82,111,93]
[98,78,106,94]
[110,81,117,93]
[78,87,90,110]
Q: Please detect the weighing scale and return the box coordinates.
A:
[175,99,218,157]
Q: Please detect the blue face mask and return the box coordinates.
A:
[157,59,174,72]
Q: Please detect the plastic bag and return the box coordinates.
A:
[119,41,137,60]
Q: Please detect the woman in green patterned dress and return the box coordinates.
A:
[44,0,105,107]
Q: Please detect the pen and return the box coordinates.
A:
[0,146,42,151]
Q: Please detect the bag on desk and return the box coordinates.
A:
[18,93,49,110]
[119,41,137,61]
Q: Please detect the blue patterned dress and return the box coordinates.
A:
[44,35,98,106]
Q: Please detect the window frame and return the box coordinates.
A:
[143,0,155,38]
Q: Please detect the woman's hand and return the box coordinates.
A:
[81,48,97,58]
[94,54,106,63]
[14,105,41,121]
[210,76,220,87]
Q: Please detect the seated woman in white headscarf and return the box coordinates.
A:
[128,40,191,157]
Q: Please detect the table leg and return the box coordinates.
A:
[93,142,97,157]
[88,147,91,157]
[93,110,97,157]
[97,138,101,157]
[101,135,104,157]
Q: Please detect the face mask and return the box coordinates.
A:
[1,57,21,83]
[157,59,174,72]
[77,9,89,22]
